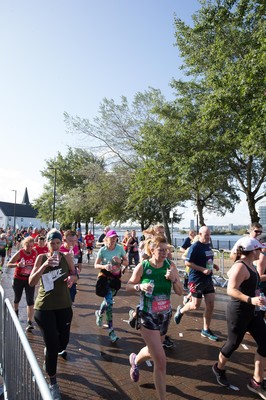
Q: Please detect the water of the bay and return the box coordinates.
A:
[93,228,242,251]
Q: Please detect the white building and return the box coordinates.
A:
[0,188,43,230]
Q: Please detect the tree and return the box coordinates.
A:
[64,89,183,230]
[173,0,266,222]
[134,91,240,227]
[64,88,165,169]
[33,148,106,228]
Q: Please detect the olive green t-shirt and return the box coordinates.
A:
[34,253,72,310]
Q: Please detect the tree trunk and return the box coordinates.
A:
[161,206,171,244]
[246,193,260,223]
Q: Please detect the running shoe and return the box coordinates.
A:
[201,329,218,341]
[174,305,183,325]
[247,378,266,399]
[162,335,174,348]
[212,362,229,387]
[49,383,62,400]
[95,310,103,327]
[109,330,120,343]
[128,309,136,329]
[58,350,67,359]
[26,320,34,332]
[129,353,139,382]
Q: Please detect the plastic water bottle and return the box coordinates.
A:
[260,293,266,311]
[20,258,25,267]
[52,251,59,267]
[145,280,154,297]
[69,246,74,261]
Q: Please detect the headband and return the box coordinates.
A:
[47,230,62,242]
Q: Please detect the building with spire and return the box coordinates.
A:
[0,188,43,230]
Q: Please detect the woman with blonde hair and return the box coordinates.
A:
[7,235,38,331]
[126,235,183,400]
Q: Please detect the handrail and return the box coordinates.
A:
[0,287,52,400]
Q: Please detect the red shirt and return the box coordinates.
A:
[14,248,38,280]
[34,244,49,255]
[84,234,94,247]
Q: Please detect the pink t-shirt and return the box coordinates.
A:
[59,244,79,256]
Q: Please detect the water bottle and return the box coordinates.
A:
[206,259,213,271]
[20,258,25,268]
[145,280,154,298]
[74,255,79,266]
[69,246,75,261]
[52,251,59,267]
[260,293,266,311]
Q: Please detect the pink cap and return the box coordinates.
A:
[106,230,117,238]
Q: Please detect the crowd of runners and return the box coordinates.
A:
[1,223,266,400]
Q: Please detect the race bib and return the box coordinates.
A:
[152,298,171,313]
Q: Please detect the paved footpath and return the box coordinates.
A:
[0,256,261,400]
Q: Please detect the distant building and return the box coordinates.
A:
[259,203,266,232]
[190,220,195,230]
[0,188,43,230]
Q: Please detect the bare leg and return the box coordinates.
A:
[180,295,202,314]
[138,327,167,400]
[203,292,215,330]
[27,305,34,322]
[217,352,229,370]
[254,352,266,383]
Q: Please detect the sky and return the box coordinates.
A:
[0,0,253,227]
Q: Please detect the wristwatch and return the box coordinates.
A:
[134,284,140,292]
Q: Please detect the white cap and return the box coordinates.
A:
[236,237,263,251]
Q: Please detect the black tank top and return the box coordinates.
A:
[232,260,259,300]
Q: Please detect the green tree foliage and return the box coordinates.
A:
[135,93,240,226]
[64,88,165,168]
[64,89,180,229]
[173,0,266,222]
[33,148,106,228]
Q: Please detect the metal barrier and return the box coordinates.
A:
[0,286,52,400]
[172,247,231,288]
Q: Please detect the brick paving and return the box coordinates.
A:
[0,255,261,400]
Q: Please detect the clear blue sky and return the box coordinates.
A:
[0,0,250,227]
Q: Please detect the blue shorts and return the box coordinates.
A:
[139,309,172,336]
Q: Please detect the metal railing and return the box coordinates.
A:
[172,247,231,287]
[0,286,52,400]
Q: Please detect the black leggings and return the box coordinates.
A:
[221,303,266,359]
[12,278,35,306]
[34,307,73,377]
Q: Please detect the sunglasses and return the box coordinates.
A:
[254,230,262,234]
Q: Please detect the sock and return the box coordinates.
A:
[50,376,57,386]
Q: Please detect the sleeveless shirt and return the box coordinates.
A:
[34,253,72,310]
[139,259,172,314]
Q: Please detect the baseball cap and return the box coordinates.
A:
[257,233,266,246]
[236,237,263,251]
[106,230,117,238]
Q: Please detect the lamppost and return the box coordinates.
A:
[90,217,94,236]
[11,189,17,232]
[193,210,199,233]
[169,210,174,245]
[48,167,58,228]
